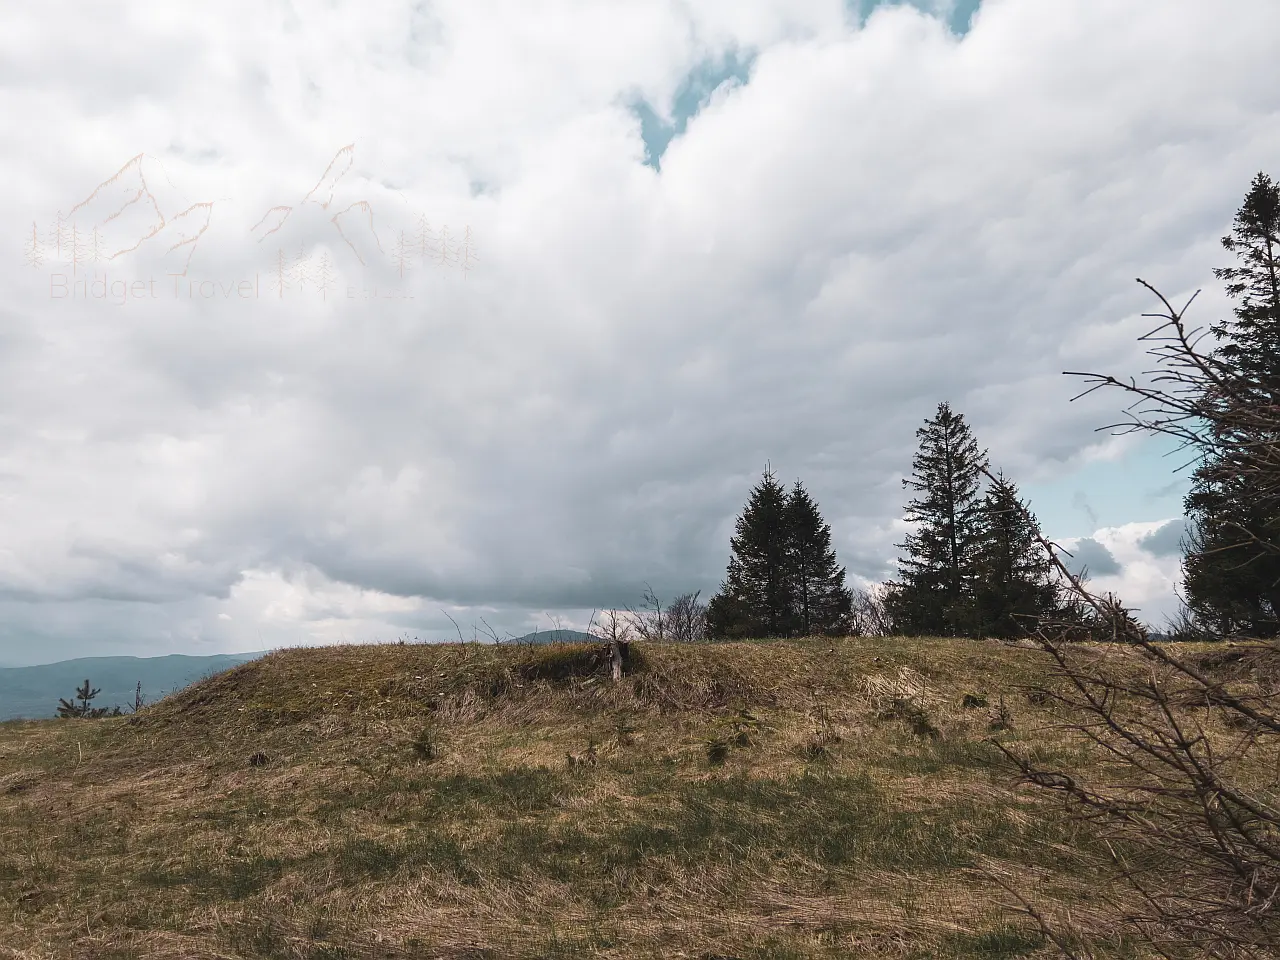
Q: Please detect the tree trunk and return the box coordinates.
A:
[610,639,629,682]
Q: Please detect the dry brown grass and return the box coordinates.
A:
[0,636,1249,959]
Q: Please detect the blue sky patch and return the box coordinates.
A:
[632,49,755,171]
[850,0,983,36]
[1020,431,1201,540]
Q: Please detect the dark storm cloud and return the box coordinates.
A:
[1065,537,1123,580]
[1138,518,1192,559]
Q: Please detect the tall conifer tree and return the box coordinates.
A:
[968,470,1070,639]
[784,481,854,636]
[1184,469,1278,637]
[706,467,794,639]
[1183,171,1280,639]
[883,402,991,637]
[1210,171,1280,393]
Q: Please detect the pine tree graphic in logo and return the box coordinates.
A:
[46,211,70,263]
[271,248,291,298]
[415,213,437,264]
[22,222,43,269]
[458,226,478,279]
[435,224,456,270]
[68,223,87,275]
[393,230,412,280]
[316,252,336,300]
[87,226,106,265]
[292,244,312,292]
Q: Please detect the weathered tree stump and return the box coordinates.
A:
[608,639,630,682]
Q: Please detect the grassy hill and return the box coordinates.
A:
[0,652,274,722]
[0,636,1236,959]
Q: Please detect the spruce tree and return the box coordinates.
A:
[883,402,991,637]
[1184,468,1278,637]
[968,470,1071,639]
[1210,171,1280,394]
[56,678,110,719]
[706,467,795,639]
[784,481,853,636]
[1183,171,1280,639]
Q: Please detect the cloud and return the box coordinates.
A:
[1137,517,1192,558]
[1052,522,1192,629]
[1062,537,1123,580]
[0,0,1276,663]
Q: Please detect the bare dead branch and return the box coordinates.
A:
[974,278,1280,957]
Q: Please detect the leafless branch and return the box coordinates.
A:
[974,279,1280,957]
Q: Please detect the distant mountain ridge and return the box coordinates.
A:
[507,629,598,645]
[0,636,603,721]
[0,652,272,722]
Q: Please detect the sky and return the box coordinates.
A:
[0,0,1276,666]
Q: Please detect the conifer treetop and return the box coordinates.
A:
[1181,170,1280,640]
[885,402,993,638]
[1210,170,1280,395]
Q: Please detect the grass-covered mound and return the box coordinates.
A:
[0,636,1235,959]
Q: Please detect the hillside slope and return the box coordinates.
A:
[0,636,1236,959]
[0,652,273,721]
